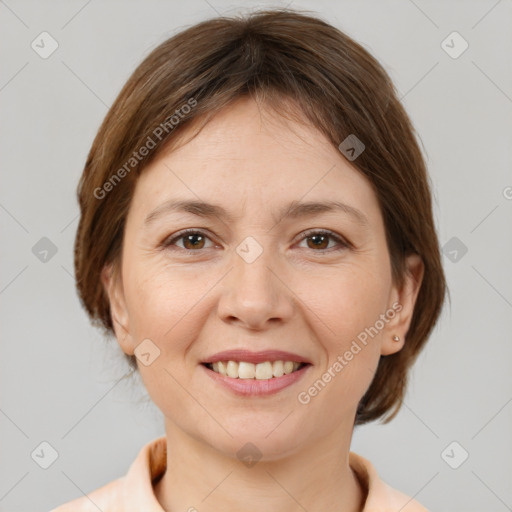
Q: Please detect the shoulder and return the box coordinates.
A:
[349,452,430,512]
[48,478,125,512]
[48,436,167,512]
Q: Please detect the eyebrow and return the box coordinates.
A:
[143,199,369,228]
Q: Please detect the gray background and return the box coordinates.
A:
[1,0,511,510]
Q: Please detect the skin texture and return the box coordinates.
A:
[102,96,424,512]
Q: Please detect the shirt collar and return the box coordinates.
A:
[122,436,426,511]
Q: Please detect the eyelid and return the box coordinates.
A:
[295,229,351,251]
[161,227,351,252]
[161,228,217,249]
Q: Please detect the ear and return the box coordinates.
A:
[101,263,136,356]
[381,253,424,356]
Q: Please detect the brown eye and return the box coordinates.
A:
[306,233,329,250]
[298,230,349,252]
[182,233,206,250]
[163,229,214,251]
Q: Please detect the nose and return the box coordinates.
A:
[216,242,294,331]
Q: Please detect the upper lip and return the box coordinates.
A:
[202,349,312,365]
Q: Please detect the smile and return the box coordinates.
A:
[203,360,307,379]
[201,360,311,396]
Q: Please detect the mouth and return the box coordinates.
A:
[200,349,312,396]
[200,359,311,396]
[201,360,310,380]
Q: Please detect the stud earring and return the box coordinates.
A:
[392,335,400,342]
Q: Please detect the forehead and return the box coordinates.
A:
[129,97,382,228]
[163,96,338,169]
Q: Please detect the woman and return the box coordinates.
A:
[52,8,446,511]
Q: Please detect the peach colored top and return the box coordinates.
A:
[49,436,428,512]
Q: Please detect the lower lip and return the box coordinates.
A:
[200,363,311,396]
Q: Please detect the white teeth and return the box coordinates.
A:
[208,360,304,379]
[272,360,284,377]
[217,361,227,376]
[283,361,294,374]
[238,361,255,379]
[226,360,239,378]
[255,361,273,380]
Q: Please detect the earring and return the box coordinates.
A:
[392,335,400,342]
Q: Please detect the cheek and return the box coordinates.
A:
[123,262,213,356]
[297,299,385,425]
[304,264,390,394]
[309,263,391,342]
[122,264,211,416]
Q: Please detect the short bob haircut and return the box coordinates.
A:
[74,8,447,425]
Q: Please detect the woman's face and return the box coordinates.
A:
[104,97,422,459]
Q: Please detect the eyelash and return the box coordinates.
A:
[161,228,350,254]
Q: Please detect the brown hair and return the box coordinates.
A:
[74,8,447,424]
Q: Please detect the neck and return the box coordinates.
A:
[154,420,365,512]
